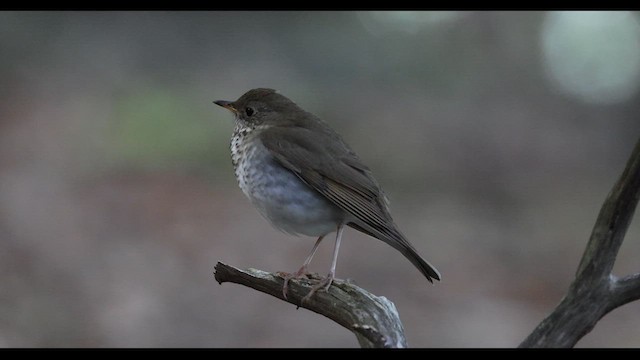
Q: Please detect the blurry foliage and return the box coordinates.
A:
[109,87,228,175]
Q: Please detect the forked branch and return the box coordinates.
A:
[520,138,640,347]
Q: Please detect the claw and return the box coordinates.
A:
[301,273,335,304]
[281,266,309,299]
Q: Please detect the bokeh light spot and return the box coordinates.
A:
[541,11,640,105]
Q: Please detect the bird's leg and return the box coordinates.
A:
[282,235,325,299]
[302,224,344,303]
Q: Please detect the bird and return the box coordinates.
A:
[214,88,440,301]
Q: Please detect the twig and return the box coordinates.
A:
[214,262,407,348]
[520,138,640,348]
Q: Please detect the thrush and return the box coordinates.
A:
[214,88,440,301]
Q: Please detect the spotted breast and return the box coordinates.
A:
[229,124,343,237]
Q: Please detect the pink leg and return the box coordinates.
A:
[302,224,344,303]
[282,235,325,299]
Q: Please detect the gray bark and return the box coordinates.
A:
[214,263,407,348]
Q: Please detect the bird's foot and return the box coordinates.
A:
[280,266,312,299]
[301,272,334,304]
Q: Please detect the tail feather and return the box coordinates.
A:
[347,222,441,283]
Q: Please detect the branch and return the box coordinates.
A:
[611,274,640,309]
[213,262,407,348]
[520,138,640,348]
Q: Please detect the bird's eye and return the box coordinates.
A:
[245,107,255,117]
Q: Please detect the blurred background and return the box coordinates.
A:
[1,11,639,348]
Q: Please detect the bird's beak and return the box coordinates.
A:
[213,100,238,114]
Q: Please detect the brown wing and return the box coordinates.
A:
[260,127,389,222]
[259,126,441,282]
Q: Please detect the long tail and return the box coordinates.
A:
[347,222,441,283]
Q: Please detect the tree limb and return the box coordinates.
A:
[610,274,640,309]
[520,138,640,348]
[213,262,407,348]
